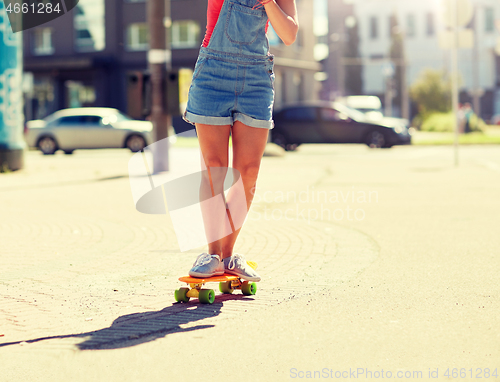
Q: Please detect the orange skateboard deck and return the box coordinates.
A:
[175,261,258,304]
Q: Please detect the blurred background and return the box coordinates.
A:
[1,0,500,168]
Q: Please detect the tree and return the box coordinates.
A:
[344,21,363,95]
[410,69,452,117]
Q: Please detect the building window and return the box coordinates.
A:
[370,16,378,39]
[171,20,200,49]
[127,23,149,51]
[485,7,495,33]
[74,0,105,52]
[32,28,54,55]
[283,107,316,122]
[65,81,96,108]
[406,14,416,38]
[426,13,434,36]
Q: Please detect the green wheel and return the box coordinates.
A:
[241,281,257,296]
[175,287,190,303]
[219,281,234,294]
[199,289,215,304]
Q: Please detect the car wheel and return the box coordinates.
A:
[126,135,146,152]
[38,136,58,155]
[272,132,288,150]
[364,130,386,148]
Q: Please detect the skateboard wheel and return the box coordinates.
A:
[175,287,190,303]
[241,281,257,296]
[219,281,234,294]
[199,289,215,304]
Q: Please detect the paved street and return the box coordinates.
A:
[0,143,499,381]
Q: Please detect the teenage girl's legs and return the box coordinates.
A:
[195,121,268,259]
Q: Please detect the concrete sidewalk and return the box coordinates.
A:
[0,144,499,381]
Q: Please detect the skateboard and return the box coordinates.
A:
[175,261,258,304]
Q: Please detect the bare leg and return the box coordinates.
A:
[195,123,231,258]
[221,121,269,258]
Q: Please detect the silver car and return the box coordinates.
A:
[25,108,153,155]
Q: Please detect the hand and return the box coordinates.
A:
[253,0,275,8]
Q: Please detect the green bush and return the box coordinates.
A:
[420,112,485,132]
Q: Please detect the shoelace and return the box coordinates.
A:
[193,253,214,267]
[228,253,246,270]
[252,0,273,10]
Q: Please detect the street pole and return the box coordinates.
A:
[338,33,346,97]
[147,0,170,173]
[401,58,409,120]
[383,63,394,117]
[450,0,460,167]
[471,5,481,127]
[164,0,173,148]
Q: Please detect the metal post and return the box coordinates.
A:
[401,59,409,120]
[0,5,24,171]
[450,0,460,166]
[384,66,394,117]
[148,0,169,173]
[338,34,345,97]
[164,0,172,73]
[164,0,173,153]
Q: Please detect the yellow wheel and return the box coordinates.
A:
[199,289,215,304]
[175,287,190,303]
[241,281,257,296]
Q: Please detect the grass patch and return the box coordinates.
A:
[170,136,200,148]
[0,162,12,173]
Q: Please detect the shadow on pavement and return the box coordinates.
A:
[0,295,251,350]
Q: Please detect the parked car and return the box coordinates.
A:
[272,101,412,150]
[25,108,153,155]
[492,115,500,125]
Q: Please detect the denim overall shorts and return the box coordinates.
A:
[183,0,275,129]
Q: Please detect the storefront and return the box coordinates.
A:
[0,4,25,171]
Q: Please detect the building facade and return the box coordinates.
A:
[23,0,320,121]
[320,0,353,100]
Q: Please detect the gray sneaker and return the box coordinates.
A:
[189,253,224,278]
[223,254,261,282]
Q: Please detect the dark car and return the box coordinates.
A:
[272,101,412,150]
